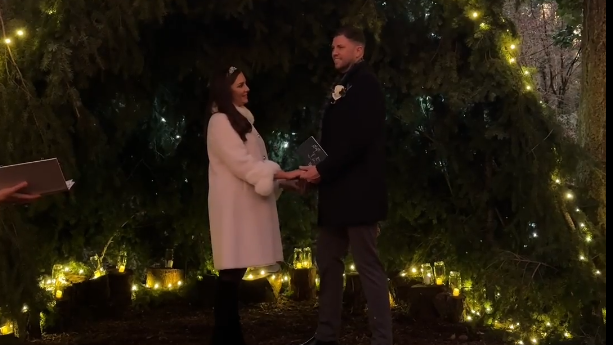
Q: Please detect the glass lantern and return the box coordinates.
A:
[165,248,174,268]
[117,249,128,273]
[433,261,446,285]
[449,271,462,297]
[302,247,313,269]
[421,263,433,285]
[292,248,304,269]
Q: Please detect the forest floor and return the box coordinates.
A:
[30,299,505,345]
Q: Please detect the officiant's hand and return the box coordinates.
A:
[299,166,321,184]
[275,169,303,180]
[0,182,40,204]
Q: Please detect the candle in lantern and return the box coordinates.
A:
[421,263,433,285]
[433,261,446,285]
[55,289,63,299]
[117,248,128,273]
[449,271,462,296]
[293,248,304,269]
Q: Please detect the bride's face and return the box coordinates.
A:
[231,72,250,106]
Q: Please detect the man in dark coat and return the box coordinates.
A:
[298,27,392,345]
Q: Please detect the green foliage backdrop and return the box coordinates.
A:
[0,0,605,343]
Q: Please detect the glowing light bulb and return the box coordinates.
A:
[248,274,254,279]
[579,255,586,261]
[132,285,138,291]
[510,44,516,50]
[579,222,585,228]
[350,264,355,270]
[178,281,182,286]
[524,70,530,75]
[400,272,406,277]
[4,38,11,44]
[168,283,172,288]
[509,58,516,63]
[411,267,417,273]
[16,30,24,36]
[555,179,561,184]
[525,85,532,90]
[154,283,159,289]
[565,192,573,199]
[585,235,592,242]
[260,270,266,275]
[595,270,601,275]
[472,12,479,18]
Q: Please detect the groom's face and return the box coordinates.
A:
[331,34,363,72]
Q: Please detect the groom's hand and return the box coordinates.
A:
[299,165,321,184]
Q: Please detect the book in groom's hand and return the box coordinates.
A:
[297,136,328,166]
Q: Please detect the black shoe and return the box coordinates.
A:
[298,336,339,345]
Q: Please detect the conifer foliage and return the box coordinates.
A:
[0,0,605,343]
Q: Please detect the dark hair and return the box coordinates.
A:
[335,26,366,46]
[207,67,252,142]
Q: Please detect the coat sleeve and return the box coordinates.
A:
[207,113,281,196]
[316,74,385,181]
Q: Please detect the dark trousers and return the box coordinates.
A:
[211,268,247,345]
[315,225,393,345]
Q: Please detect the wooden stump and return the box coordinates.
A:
[26,310,42,339]
[145,268,184,289]
[290,268,317,301]
[343,273,366,314]
[0,334,19,345]
[107,272,134,315]
[390,276,423,306]
[239,277,276,304]
[407,285,446,321]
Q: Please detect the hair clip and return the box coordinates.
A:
[227,66,237,76]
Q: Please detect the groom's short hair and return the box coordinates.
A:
[335,26,366,47]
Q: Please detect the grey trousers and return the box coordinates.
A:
[315,225,393,345]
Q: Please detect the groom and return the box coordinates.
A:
[298,27,392,345]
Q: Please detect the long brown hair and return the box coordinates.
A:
[207,67,253,142]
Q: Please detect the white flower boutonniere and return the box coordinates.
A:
[331,84,352,104]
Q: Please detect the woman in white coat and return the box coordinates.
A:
[206,66,302,345]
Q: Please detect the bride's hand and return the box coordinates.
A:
[275,169,303,180]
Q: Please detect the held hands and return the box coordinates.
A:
[299,165,321,184]
[0,182,40,204]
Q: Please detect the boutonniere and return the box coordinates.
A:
[331,84,352,104]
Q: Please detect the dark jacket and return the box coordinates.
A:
[316,62,388,227]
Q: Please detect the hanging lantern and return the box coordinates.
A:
[434,261,446,285]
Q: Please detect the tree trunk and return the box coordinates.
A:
[578,0,606,236]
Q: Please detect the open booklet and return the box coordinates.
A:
[297,136,328,166]
[0,158,75,195]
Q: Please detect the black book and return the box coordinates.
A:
[297,136,328,166]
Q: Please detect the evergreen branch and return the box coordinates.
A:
[529,128,554,153]
[0,6,46,147]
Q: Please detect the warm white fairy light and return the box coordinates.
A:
[4,38,11,44]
